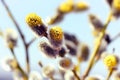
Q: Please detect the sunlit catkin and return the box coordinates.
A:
[113,0,120,11]
[58,1,74,14]
[104,54,118,68]
[49,26,64,48]
[4,28,18,49]
[25,13,47,37]
[74,1,89,12]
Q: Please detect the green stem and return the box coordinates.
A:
[82,12,112,79]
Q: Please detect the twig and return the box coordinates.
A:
[106,68,114,80]
[111,32,120,42]
[1,0,36,73]
[10,48,28,79]
[27,37,36,47]
[82,12,112,79]
[72,69,81,80]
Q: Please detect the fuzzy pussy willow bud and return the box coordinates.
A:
[25,13,47,37]
[49,26,64,48]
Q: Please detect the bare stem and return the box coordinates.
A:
[106,68,113,80]
[72,69,81,80]
[111,32,120,42]
[82,12,112,79]
[10,48,28,78]
[1,0,36,73]
[27,37,36,47]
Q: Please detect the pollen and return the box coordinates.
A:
[59,1,73,13]
[25,13,43,27]
[113,0,120,11]
[75,2,89,11]
[104,55,117,68]
[49,26,63,41]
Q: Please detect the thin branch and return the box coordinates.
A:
[1,0,31,73]
[27,37,36,47]
[72,69,81,80]
[82,12,112,79]
[10,48,28,78]
[111,32,120,42]
[106,68,114,80]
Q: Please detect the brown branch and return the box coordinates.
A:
[27,37,36,47]
[10,48,28,78]
[1,0,35,73]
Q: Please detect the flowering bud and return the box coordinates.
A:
[58,1,74,14]
[74,1,89,12]
[77,43,90,61]
[29,71,42,80]
[113,0,120,11]
[1,57,18,71]
[64,32,79,46]
[103,54,119,68]
[66,44,77,56]
[58,57,74,71]
[46,12,64,25]
[112,0,120,18]
[4,28,18,49]
[58,47,68,57]
[64,70,76,80]
[89,14,104,37]
[25,13,47,37]
[39,41,58,58]
[49,26,64,48]
[42,65,55,78]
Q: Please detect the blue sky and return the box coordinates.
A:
[0,0,120,80]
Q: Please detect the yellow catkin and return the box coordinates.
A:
[59,1,73,13]
[75,2,89,10]
[50,26,63,41]
[25,13,42,27]
[104,55,117,68]
[113,0,120,11]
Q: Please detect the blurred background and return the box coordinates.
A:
[0,0,120,80]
